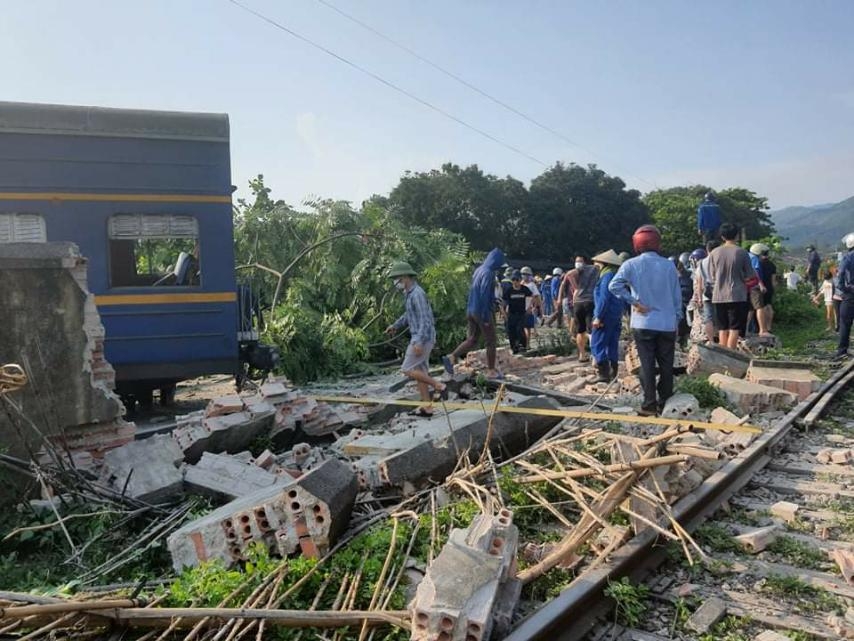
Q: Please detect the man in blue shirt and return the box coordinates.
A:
[610,225,682,416]
[386,261,447,417]
[697,192,722,243]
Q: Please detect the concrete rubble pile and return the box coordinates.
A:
[411,509,520,641]
[167,458,358,570]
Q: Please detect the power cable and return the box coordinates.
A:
[227,0,546,166]
[315,0,656,188]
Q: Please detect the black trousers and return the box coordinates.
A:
[838,299,854,356]
[633,329,676,411]
[507,312,527,353]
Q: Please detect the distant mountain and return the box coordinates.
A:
[771,196,854,250]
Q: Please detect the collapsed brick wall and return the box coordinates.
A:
[0,242,132,484]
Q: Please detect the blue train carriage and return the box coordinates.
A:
[0,100,276,407]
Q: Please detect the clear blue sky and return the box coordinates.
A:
[3,0,853,209]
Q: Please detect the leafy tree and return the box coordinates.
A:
[527,162,648,260]
[384,163,529,256]
[645,185,775,253]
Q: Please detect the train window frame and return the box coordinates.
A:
[0,212,47,243]
[107,214,201,289]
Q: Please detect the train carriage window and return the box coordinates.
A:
[0,213,46,243]
[109,214,200,287]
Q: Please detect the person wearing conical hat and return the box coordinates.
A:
[590,250,624,383]
[385,261,447,417]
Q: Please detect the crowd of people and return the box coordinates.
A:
[384,192,854,417]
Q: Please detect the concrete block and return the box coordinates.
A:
[660,393,700,420]
[411,509,518,641]
[101,434,183,503]
[167,458,357,571]
[254,449,276,470]
[746,364,821,401]
[205,395,245,418]
[770,500,799,523]
[685,596,726,633]
[708,373,798,413]
[377,395,561,490]
[831,450,853,465]
[686,343,751,378]
[735,525,779,553]
[184,452,281,502]
[174,409,274,464]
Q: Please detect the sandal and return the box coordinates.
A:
[409,407,434,418]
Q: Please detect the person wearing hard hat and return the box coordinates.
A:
[385,261,447,417]
[834,233,854,360]
[609,225,682,416]
[590,250,624,382]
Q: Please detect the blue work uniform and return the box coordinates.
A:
[590,270,623,364]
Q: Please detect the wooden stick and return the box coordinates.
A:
[358,517,400,641]
[16,612,78,641]
[0,598,145,618]
[111,608,410,629]
[665,444,722,460]
[517,455,688,483]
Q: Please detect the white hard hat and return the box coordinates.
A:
[552,267,563,276]
[844,233,854,249]
[749,243,769,256]
[520,266,533,276]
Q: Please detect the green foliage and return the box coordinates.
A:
[697,615,752,641]
[603,577,650,628]
[761,574,844,614]
[0,501,174,592]
[770,286,826,352]
[694,523,741,553]
[675,375,731,409]
[645,185,775,252]
[234,176,474,382]
[385,161,649,260]
[766,536,830,570]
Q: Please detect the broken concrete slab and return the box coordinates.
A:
[735,525,779,553]
[167,458,357,571]
[746,363,821,401]
[184,452,282,502]
[685,596,727,634]
[660,393,700,420]
[686,342,751,378]
[374,395,562,491]
[411,509,518,641]
[770,500,799,523]
[205,395,245,418]
[172,408,275,464]
[101,434,183,503]
[708,373,798,413]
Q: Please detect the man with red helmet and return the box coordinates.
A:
[609,225,682,416]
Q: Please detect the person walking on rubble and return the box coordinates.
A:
[609,225,682,416]
[590,250,624,383]
[566,255,599,363]
[503,270,532,353]
[385,262,447,417]
[834,233,854,360]
[708,223,756,350]
[443,248,505,378]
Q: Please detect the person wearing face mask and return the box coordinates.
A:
[385,261,447,417]
[566,255,599,362]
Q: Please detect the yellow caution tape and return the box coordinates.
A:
[311,395,761,434]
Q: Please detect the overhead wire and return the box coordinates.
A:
[227,0,546,166]
[314,0,657,189]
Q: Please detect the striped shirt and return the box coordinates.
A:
[392,283,436,345]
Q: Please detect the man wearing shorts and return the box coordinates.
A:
[386,261,446,417]
[567,255,598,362]
[708,223,756,350]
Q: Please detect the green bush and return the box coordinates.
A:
[771,287,826,352]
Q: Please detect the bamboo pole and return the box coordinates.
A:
[110,608,409,629]
[0,598,144,618]
[517,454,688,483]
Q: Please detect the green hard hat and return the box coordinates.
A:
[388,261,416,278]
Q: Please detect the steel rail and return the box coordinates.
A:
[506,358,854,641]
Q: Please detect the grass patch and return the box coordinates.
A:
[604,577,650,628]
[766,536,830,570]
[761,574,844,614]
[675,375,731,409]
[698,615,752,641]
[695,523,741,553]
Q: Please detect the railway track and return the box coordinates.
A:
[508,358,854,641]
